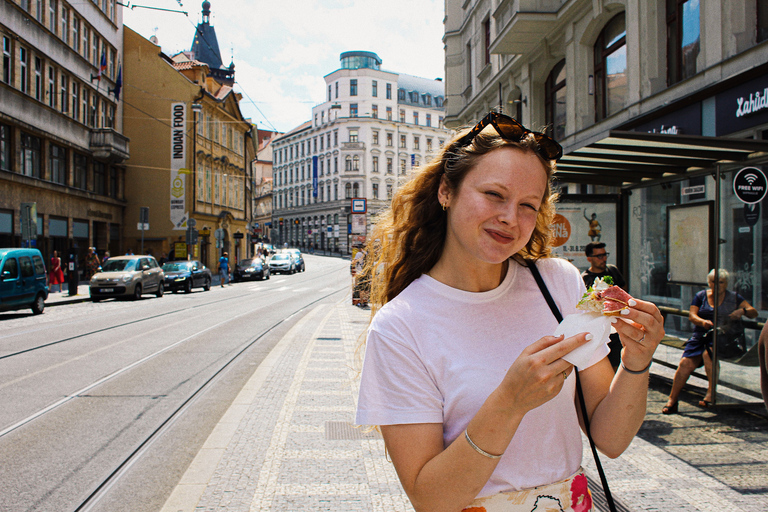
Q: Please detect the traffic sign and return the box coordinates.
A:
[137,223,149,230]
[214,228,224,240]
[188,218,197,228]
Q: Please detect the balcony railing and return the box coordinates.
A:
[90,128,130,163]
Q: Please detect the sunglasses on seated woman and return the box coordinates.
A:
[453,111,563,161]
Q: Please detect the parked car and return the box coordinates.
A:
[268,253,296,274]
[90,255,164,301]
[233,257,270,282]
[162,260,212,293]
[0,248,49,315]
[284,249,305,272]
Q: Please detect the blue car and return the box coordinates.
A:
[162,260,212,292]
[0,248,49,315]
[233,257,270,282]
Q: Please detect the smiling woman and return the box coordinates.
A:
[354,112,665,511]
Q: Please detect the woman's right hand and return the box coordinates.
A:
[495,333,591,414]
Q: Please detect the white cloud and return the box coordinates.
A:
[123,0,445,131]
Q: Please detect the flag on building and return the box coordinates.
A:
[111,64,122,101]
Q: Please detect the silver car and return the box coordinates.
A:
[268,253,296,274]
[90,255,164,301]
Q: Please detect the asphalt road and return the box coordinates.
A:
[0,254,351,512]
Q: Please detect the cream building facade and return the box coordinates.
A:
[443,0,768,400]
[271,51,451,253]
[1,0,127,274]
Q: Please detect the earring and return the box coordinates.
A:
[441,203,447,211]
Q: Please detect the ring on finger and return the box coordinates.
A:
[639,333,646,344]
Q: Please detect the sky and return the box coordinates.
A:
[122,0,447,133]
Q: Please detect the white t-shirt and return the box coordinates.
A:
[356,257,608,497]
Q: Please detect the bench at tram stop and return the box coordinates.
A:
[657,305,764,367]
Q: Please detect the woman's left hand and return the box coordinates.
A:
[611,298,665,372]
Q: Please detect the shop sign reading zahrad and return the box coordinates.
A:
[733,167,767,204]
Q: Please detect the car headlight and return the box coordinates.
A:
[121,274,133,282]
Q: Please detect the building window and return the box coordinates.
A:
[19,47,28,94]
[353,155,359,171]
[372,104,378,119]
[386,106,392,120]
[34,57,42,101]
[61,6,69,44]
[50,143,67,185]
[0,124,11,171]
[399,109,405,123]
[594,13,627,121]
[48,66,56,108]
[426,138,433,152]
[345,183,351,198]
[667,0,700,85]
[400,158,406,174]
[386,157,393,174]
[372,183,379,199]
[73,17,80,52]
[335,81,338,98]
[353,182,360,197]
[81,88,89,126]
[386,132,393,147]
[334,156,338,173]
[60,74,68,113]
[93,161,106,195]
[349,129,358,142]
[372,156,379,172]
[399,134,406,149]
[49,0,57,34]
[413,136,420,150]
[21,132,42,178]
[413,112,419,125]
[398,88,406,101]
[109,166,117,198]
[387,183,393,200]
[386,83,392,99]
[372,80,377,97]
[328,84,331,101]
[372,130,379,145]
[334,130,338,146]
[350,78,357,96]
[350,103,358,117]
[545,59,566,142]
[83,25,90,61]
[426,113,432,127]
[2,37,11,85]
[483,18,491,66]
[345,155,352,171]
[73,153,87,189]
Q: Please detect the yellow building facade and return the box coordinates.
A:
[122,27,254,271]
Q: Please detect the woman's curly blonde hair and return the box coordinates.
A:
[359,127,559,316]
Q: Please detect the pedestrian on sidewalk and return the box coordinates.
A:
[49,250,64,292]
[218,252,230,287]
[85,247,101,280]
[662,269,758,413]
[355,111,665,512]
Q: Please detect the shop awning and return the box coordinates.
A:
[555,131,768,186]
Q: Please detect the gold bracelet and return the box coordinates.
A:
[464,429,503,459]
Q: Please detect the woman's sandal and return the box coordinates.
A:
[661,402,678,414]
[698,400,712,408]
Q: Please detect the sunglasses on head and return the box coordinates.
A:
[453,111,563,161]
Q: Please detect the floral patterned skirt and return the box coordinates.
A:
[462,468,592,512]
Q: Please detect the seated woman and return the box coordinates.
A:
[662,269,758,413]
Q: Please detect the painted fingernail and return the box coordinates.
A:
[585,333,594,341]
[628,299,637,306]
[610,317,618,324]
[621,308,630,315]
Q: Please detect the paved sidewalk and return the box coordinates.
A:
[159,295,768,511]
[45,283,92,306]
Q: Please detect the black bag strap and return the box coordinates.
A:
[526,259,618,512]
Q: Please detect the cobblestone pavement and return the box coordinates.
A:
[161,296,768,511]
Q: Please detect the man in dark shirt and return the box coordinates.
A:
[581,242,626,369]
[581,242,626,290]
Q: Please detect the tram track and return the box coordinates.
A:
[71,285,348,512]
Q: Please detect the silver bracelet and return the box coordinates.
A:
[620,359,652,374]
[464,429,503,459]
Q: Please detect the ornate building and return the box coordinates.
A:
[271,51,451,253]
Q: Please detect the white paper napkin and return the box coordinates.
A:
[553,312,612,368]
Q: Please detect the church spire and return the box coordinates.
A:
[190,0,234,86]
